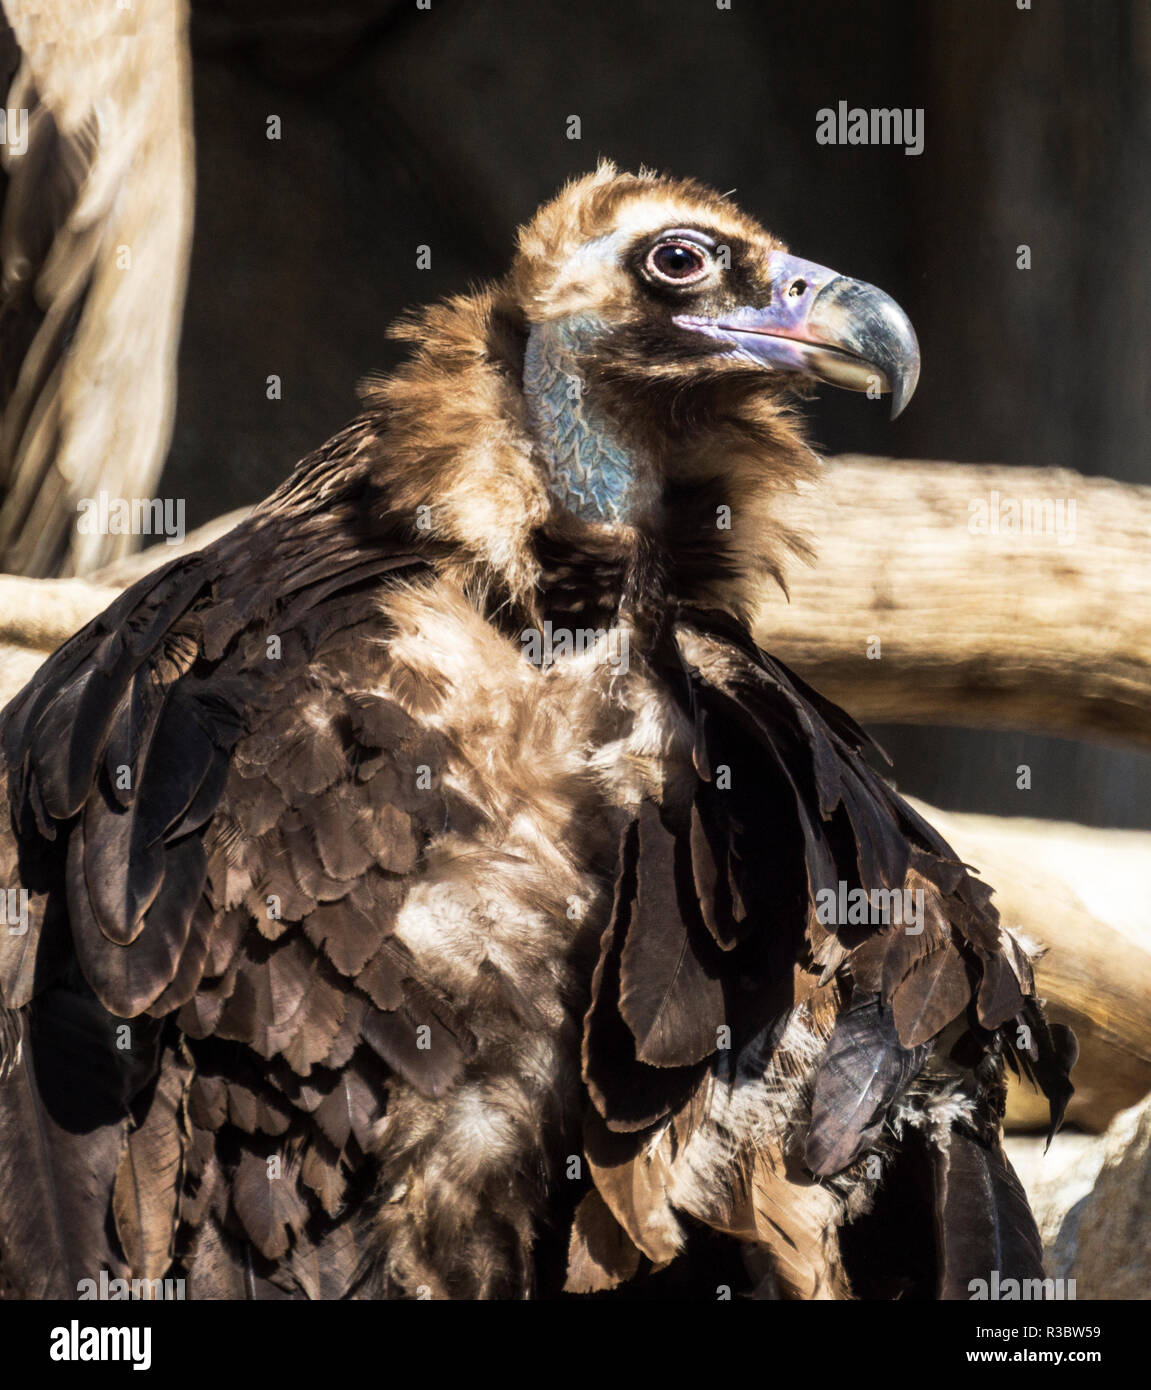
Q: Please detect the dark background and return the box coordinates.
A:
[165,0,1151,828]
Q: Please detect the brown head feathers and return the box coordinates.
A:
[361,163,817,625]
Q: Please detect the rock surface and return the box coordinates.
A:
[1008,1092,1151,1300]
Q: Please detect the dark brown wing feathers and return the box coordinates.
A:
[0,451,1073,1298]
[932,1127,1045,1298]
[577,607,1072,1294]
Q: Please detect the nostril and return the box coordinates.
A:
[787,278,808,298]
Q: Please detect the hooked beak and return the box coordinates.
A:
[673,251,921,418]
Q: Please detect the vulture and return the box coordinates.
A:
[0,164,1075,1301]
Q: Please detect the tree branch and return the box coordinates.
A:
[757,456,1151,747]
[4,458,1149,752]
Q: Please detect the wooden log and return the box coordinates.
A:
[909,800,1151,1133]
[757,456,1151,747]
[8,455,1148,742]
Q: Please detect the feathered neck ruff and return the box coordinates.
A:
[310,287,820,633]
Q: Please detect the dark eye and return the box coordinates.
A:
[644,239,711,286]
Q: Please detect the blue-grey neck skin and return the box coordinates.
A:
[523,317,641,525]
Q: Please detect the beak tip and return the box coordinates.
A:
[888,353,921,420]
[800,267,921,422]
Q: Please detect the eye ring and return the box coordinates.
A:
[644,239,712,286]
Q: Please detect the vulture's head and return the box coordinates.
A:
[375,163,919,609]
